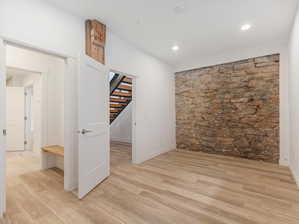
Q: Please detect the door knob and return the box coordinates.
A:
[81,129,92,135]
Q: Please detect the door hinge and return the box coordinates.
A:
[3,129,7,136]
[24,116,28,121]
[24,92,28,96]
[24,141,27,145]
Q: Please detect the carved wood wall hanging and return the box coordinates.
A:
[85,19,106,64]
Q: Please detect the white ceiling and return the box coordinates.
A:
[46,0,298,67]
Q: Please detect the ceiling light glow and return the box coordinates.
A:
[172,45,179,51]
[241,24,251,31]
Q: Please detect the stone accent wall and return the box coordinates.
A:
[175,54,279,163]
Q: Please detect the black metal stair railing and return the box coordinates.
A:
[109,73,132,124]
[110,73,125,95]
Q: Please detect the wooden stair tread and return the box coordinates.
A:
[42,145,64,157]
[110,75,132,124]
[110,98,128,103]
[110,109,119,113]
[122,77,132,84]
[117,85,132,91]
[110,103,123,108]
[112,91,132,97]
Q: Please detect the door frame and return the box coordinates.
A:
[110,69,137,164]
[0,38,7,219]
[24,85,34,151]
[0,37,77,217]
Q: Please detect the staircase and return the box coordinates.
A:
[110,73,132,124]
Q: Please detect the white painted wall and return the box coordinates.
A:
[0,0,84,58]
[106,33,176,162]
[0,0,293,166]
[288,5,299,187]
[6,45,65,149]
[110,103,132,143]
[0,0,176,164]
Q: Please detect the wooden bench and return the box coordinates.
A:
[42,145,64,171]
[42,145,64,157]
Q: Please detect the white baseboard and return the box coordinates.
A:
[292,171,299,188]
[279,158,289,167]
[290,164,299,188]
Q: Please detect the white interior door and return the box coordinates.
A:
[6,87,25,151]
[0,39,6,218]
[78,55,109,199]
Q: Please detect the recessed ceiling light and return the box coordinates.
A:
[173,1,186,14]
[241,24,251,31]
[172,45,179,51]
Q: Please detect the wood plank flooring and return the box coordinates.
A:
[2,143,299,224]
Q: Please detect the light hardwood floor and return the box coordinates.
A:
[1,143,299,224]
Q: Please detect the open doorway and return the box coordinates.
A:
[1,38,113,209]
[6,67,41,153]
[109,71,136,168]
[5,67,42,178]
[5,43,66,188]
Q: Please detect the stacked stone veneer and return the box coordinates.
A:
[175,54,279,163]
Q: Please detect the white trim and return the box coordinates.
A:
[41,70,50,170]
[110,70,138,164]
[6,66,44,75]
[279,159,289,167]
[41,71,48,149]
[0,38,7,218]
[290,163,299,188]
[131,75,138,164]
[1,38,75,197]
[0,35,74,60]
[279,49,290,167]
[64,58,78,191]
[24,85,34,151]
